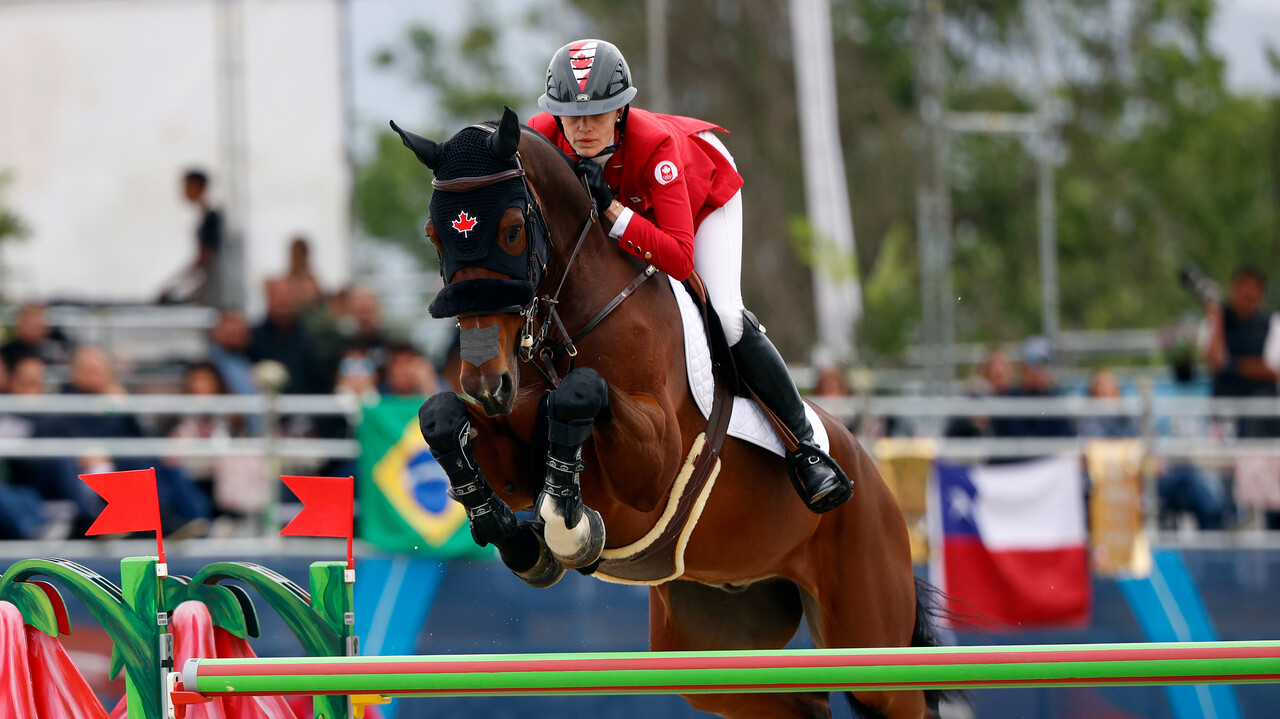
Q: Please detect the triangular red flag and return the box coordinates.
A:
[279,475,353,539]
[280,475,355,571]
[80,468,166,563]
[80,468,162,535]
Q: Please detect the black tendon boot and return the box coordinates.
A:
[732,312,852,513]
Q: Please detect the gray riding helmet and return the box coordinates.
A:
[538,39,638,116]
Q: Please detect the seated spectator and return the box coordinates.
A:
[946,347,1013,438]
[248,279,322,394]
[382,342,440,397]
[1080,369,1140,438]
[207,309,257,396]
[314,348,382,479]
[2,355,100,536]
[344,288,392,372]
[166,362,262,523]
[993,337,1075,439]
[1,302,73,370]
[63,347,212,535]
[1156,353,1226,530]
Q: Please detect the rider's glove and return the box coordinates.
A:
[575,159,615,216]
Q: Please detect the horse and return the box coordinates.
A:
[391,107,946,719]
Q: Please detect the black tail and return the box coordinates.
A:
[910,576,970,715]
[843,577,971,719]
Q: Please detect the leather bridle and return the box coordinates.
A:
[436,136,656,389]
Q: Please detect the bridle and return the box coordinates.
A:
[435,128,656,389]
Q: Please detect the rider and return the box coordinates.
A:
[529,39,851,514]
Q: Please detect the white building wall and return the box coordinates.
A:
[0,0,349,313]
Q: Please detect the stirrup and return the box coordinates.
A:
[785,442,853,514]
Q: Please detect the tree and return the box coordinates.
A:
[354,15,542,269]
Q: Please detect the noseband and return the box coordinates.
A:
[436,129,656,388]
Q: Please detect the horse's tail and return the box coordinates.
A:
[843,576,971,719]
[910,576,971,716]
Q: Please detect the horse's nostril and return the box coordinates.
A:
[498,373,514,401]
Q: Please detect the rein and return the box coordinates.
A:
[441,139,655,389]
[518,173,657,388]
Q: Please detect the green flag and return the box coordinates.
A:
[357,397,492,558]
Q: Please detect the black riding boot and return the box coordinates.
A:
[732,312,852,513]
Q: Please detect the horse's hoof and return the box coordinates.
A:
[547,506,605,569]
[513,529,567,589]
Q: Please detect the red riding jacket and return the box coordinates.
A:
[528,108,744,281]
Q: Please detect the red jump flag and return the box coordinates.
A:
[280,475,355,570]
[80,467,166,563]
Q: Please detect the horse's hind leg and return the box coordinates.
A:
[650,580,831,719]
[795,449,932,719]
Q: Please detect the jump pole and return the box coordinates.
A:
[181,641,1280,698]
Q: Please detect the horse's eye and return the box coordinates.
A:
[505,226,522,244]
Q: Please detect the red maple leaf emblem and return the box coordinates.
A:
[451,210,478,236]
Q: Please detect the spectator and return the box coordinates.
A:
[1,303,73,370]
[988,337,1075,461]
[1080,369,1140,438]
[946,347,1013,438]
[1201,265,1280,435]
[158,169,224,306]
[8,354,47,396]
[313,348,382,479]
[1155,353,1226,530]
[282,236,323,309]
[165,362,263,524]
[382,342,440,397]
[248,279,321,394]
[207,309,258,396]
[63,346,212,535]
[345,288,391,372]
[1200,265,1280,528]
[2,355,99,536]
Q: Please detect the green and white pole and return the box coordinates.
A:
[182,641,1280,698]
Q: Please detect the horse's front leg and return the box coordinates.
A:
[418,393,565,588]
[538,368,612,569]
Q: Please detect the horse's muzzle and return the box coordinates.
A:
[465,368,517,417]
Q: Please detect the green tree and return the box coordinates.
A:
[355,17,539,268]
[948,0,1277,342]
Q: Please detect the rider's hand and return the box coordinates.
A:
[575,159,615,215]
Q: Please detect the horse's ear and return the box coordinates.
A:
[389,120,440,169]
[489,106,521,160]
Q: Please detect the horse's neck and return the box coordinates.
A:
[545,221,644,329]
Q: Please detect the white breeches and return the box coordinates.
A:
[693,131,746,346]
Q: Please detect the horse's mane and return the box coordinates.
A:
[519,122,578,173]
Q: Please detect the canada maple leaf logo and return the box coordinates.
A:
[451,210,478,236]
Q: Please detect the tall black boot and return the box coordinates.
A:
[731,311,852,513]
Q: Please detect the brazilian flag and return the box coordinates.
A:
[357,397,493,558]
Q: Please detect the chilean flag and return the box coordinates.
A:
[931,455,1090,629]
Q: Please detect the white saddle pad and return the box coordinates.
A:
[669,276,829,457]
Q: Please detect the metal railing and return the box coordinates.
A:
[0,393,361,460]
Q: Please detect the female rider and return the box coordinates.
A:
[529,40,851,514]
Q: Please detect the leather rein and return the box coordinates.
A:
[436,150,656,389]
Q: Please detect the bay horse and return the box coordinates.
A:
[392,108,946,719]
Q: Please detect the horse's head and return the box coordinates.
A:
[391,107,582,416]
